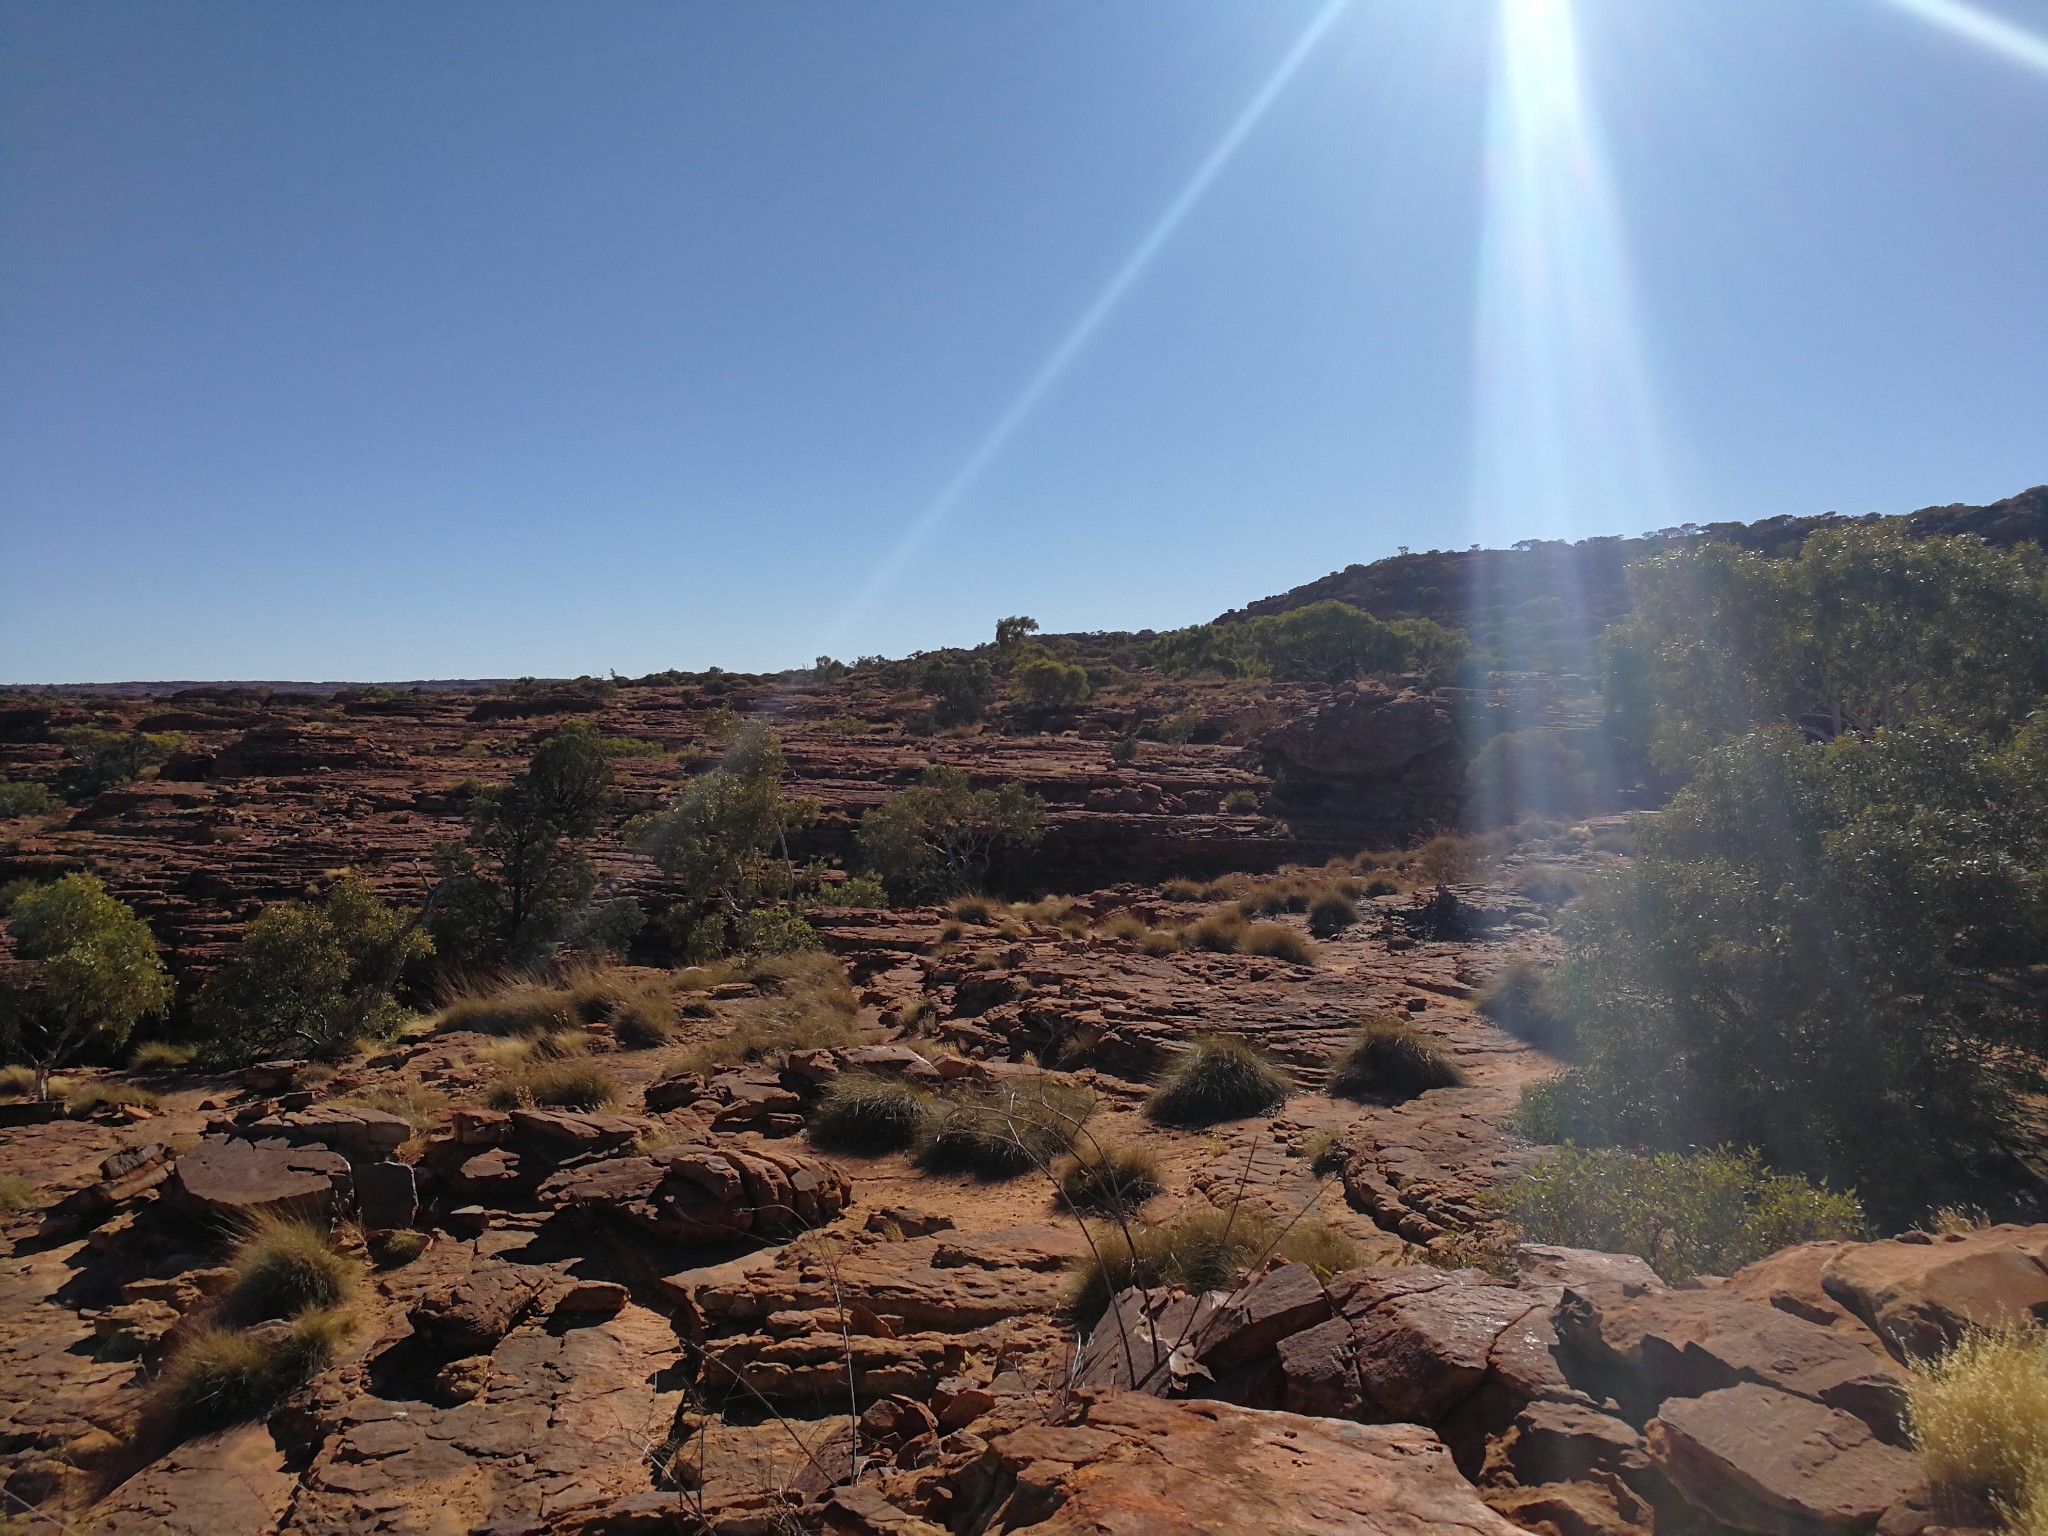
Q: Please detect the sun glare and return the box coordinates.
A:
[1885,0,2048,76]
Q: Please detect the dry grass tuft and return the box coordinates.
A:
[158,1310,355,1433]
[1056,1142,1163,1217]
[129,1041,194,1072]
[916,1077,1096,1181]
[0,1174,37,1214]
[484,1058,621,1111]
[1144,1036,1290,1128]
[806,1073,934,1155]
[226,1217,361,1323]
[677,952,862,1072]
[1242,922,1317,966]
[1069,1201,1361,1328]
[1909,1325,2048,1527]
[1329,1015,1468,1100]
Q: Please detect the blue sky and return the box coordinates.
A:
[3,0,2044,683]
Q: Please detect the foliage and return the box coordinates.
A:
[1496,1145,1867,1283]
[1476,959,1573,1056]
[1241,921,1317,965]
[0,873,171,1093]
[0,781,61,820]
[194,873,429,1063]
[226,1218,361,1323]
[1144,1035,1290,1127]
[483,1057,620,1110]
[629,725,819,959]
[921,656,996,726]
[51,727,183,801]
[1012,654,1092,707]
[1614,526,2048,774]
[916,1077,1095,1180]
[994,615,1040,652]
[63,1080,159,1116]
[432,721,617,967]
[1526,721,2048,1211]
[129,1040,194,1072]
[1908,1325,2048,1528]
[1329,1015,1467,1099]
[678,952,861,1071]
[806,1072,934,1154]
[1056,1141,1163,1216]
[1307,890,1359,938]
[1467,731,1596,823]
[1153,602,1468,686]
[855,765,1046,903]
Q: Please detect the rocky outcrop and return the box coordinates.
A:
[1256,684,1464,834]
[536,1141,851,1242]
[166,1135,352,1224]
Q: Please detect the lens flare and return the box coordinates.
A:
[1884,0,2048,76]
[818,0,1353,655]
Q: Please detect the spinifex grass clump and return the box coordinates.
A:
[807,1072,934,1154]
[1242,922,1317,966]
[1476,958,1573,1056]
[916,1077,1095,1180]
[1069,1202,1360,1328]
[1144,1036,1290,1128]
[1056,1142,1164,1217]
[1908,1325,2048,1531]
[1307,890,1360,938]
[484,1058,621,1111]
[226,1217,361,1322]
[160,1311,355,1433]
[1328,1015,1467,1101]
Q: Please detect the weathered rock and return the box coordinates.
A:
[946,1389,1522,1535]
[1646,1383,1924,1536]
[451,1107,511,1146]
[507,1109,642,1164]
[355,1159,418,1229]
[1073,1286,1232,1394]
[408,1262,556,1355]
[243,1104,411,1159]
[1820,1225,2048,1362]
[1192,1261,1332,1372]
[1484,1476,1654,1536]
[1500,1400,1644,1486]
[242,1059,308,1094]
[1341,1267,1544,1422]
[167,1135,351,1224]
[537,1142,850,1242]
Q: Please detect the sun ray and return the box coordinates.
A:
[1883,0,2048,76]
[817,0,1353,655]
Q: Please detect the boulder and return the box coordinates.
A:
[243,1105,411,1160]
[407,1263,555,1355]
[1820,1226,2048,1361]
[537,1142,850,1242]
[355,1159,418,1230]
[168,1135,351,1224]
[1500,1400,1644,1486]
[507,1109,642,1164]
[1646,1383,1923,1536]
[1341,1267,1545,1422]
[944,1390,1522,1535]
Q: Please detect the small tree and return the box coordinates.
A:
[0,874,171,1097]
[1012,654,1091,708]
[629,725,819,957]
[855,766,1046,902]
[922,657,996,727]
[193,873,430,1062]
[431,722,615,967]
[995,616,1040,652]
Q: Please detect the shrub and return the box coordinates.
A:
[484,1059,621,1110]
[855,766,1045,903]
[368,1229,430,1268]
[227,1218,361,1322]
[0,1064,38,1098]
[1069,1202,1361,1328]
[129,1040,194,1072]
[610,993,675,1050]
[1160,878,1203,902]
[949,895,1000,925]
[1102,912,1149,942]
[1137,928,1181,957]
[1307,890,1359,938]
[680,952,862,1072]
[1495,1145,1868,1283]
[1185,907,1247,953]
[346,1083,449,1137]
[0,1174,36,1213]
[1242,923,1317,966]
[0,781,61,820]
[1908,1325,2048,1525]
[1329,1015,1467,1100]
[1056,1142,1164,1216]
[434,978,580,1037]
[817,871,888,908]
[0,873,172,1094]
[158,1309,354,1433]
[1220,788,1260,813]
[1145,1036,1290,1127]
[916,1078,1095,1180]
[1477,959,1572,1055]
[1013,656,1092,708]
[1467,731,1596,824]
[807,1073,934,1154]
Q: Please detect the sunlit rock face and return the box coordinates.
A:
[1257,682,1465,837]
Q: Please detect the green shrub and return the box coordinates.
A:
[227,1218,360,1322]
[855,765,1045,903]
[1069,1202,1361,1328]
[129,1040,194,1072]
[1220,789,1260,813]
[807,1073,934,1155]
[916,1077,1095,1180]
[1242,922,1317,966]
[1144,1036,1290,1127]
[1056,1142,1163,1216]
[1908,1325,2048,1527]
[159,1309,354,1433]
[1329,1015,1467,1100]
[484,1058,621,1110]
[0,873,172,1091]
[0,782,61,820]
[1013,656,1092,708]
[1495,1145,1867,1283]
[1307,890,1359,938]
[1477,959,1573,1055]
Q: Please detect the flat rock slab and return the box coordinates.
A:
[1647,1383,1922,1536]
[957,1390,1521,1535]
[168,1135,350,1223]
[243,1105,411,1159]
[1820,1226,2048,1361]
